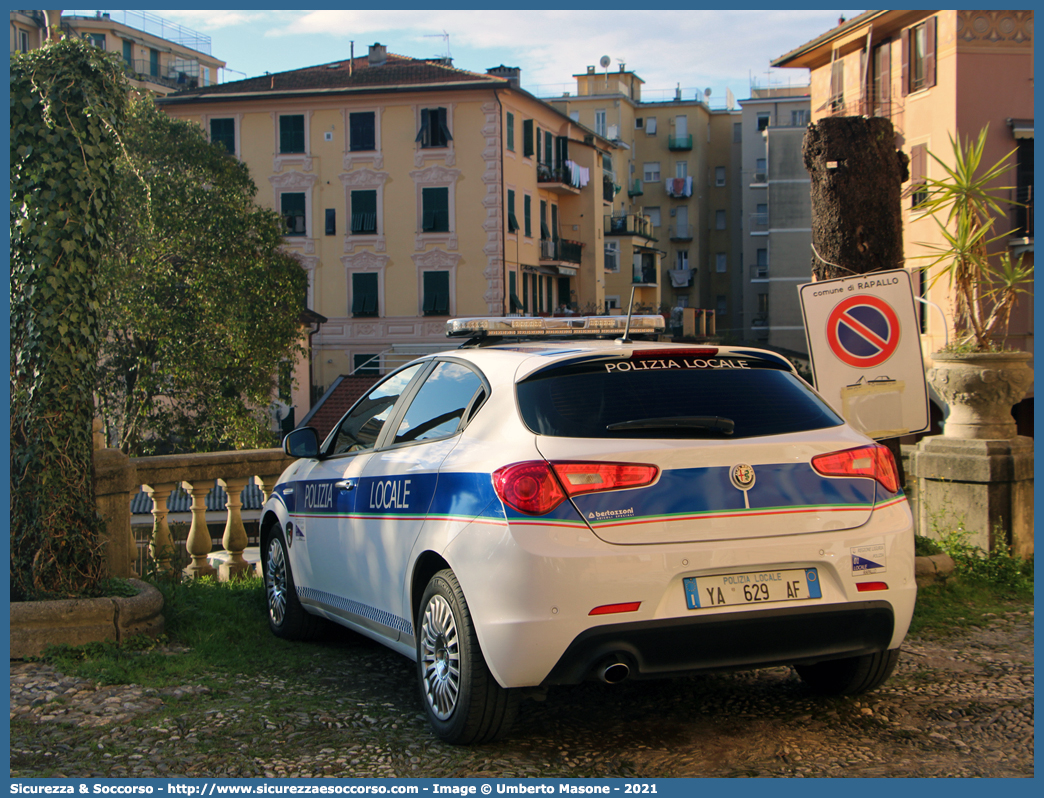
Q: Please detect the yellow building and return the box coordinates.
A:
[158,46,611,409]
[549,65,742,336]
[10,10,225,96]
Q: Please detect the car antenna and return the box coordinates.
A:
[617,285,637,344]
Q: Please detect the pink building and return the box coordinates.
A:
[774,10,1033,432]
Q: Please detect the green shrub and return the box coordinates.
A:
[937,526,1033,596]
[914,535,943,557]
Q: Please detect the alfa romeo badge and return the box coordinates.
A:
[730,463,756,490]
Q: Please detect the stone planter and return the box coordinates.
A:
[9,578,164,659]
[926,351,1033,439]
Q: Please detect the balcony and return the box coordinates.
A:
[537,162,581,195]
[668,134,693,151]
[628,178,644,198]
[750,264,769,280]
[749,213,769,233]
[540,238,582,265]
[605,214,655,240]
[669,223,693,242]
[632,257,658,286]
[751,172,767,185]
[665,177,693,198]
[123,58,204,91]
[602,174,618,203]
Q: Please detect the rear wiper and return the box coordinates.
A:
[606,416,735,435]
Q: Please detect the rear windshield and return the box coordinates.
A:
[516,358,843,439]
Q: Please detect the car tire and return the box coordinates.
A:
[417,569,519,744]
[262,524,325,641]
[796,648,901,695]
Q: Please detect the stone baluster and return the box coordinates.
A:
[217,476,252,580]
[142,482,179,575]
[181,480,217,578]
[256,473,283,503]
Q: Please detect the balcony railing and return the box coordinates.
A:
[750,264,769,279]
[602,174,617,203]
[539,239,583,264]
[668,134,693,151]
[750,213,769,233]
[751,172,767,185]
[537,162,579,192]
[628,178,644,197]
[92,434,296,581]
[123,58,204,90]
[605,214,655,239]
[669,223,693,241]
[64,10,213,54]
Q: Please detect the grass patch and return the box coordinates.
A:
[909,575,1032,637]
[36,575,347,688]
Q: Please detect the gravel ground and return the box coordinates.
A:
[9,609,1032,779]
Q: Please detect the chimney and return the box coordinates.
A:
[587,65,596,75]
[486,65,521,89]
[368,43,387,67]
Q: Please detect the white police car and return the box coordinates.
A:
[261,315,916,745]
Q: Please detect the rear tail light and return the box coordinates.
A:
[493,461,659,516]
[811,444,900,494]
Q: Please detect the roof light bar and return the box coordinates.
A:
[446,316,665,338]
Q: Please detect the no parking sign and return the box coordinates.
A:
[799,269,929,439]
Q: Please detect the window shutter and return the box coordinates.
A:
[437,107,452,143]
[416,108,430,144]
[507,189,518,232]
[506,112,514,150]
[924,17,937,89]
[545,130,553,165]
[524,194,532,237]
[325,209,336,236]
[556,136,569,165]
[523,119,534,157]
[535,128,542,163]
[900,28,910,97]
[879,42,891,105]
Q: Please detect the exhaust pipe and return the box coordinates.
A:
[599,662,630,684]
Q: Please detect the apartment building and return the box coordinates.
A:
[773,10,1033,360]
[548,66,742,335]
[10,10,225,96]
[737,86,813,358]
[158,45,610,404]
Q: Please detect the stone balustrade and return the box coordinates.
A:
[94,445,295,581]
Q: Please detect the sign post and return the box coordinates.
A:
[799,269,929,439]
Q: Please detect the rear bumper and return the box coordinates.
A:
[541,601,895,686]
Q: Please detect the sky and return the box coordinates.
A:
[144,8,868,107]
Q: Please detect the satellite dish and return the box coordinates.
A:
[599,55,611,69]
[704,87,712,99]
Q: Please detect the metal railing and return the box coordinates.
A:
[668,134,693,150]
[605,214,655,239]
[669,224,692,240]
[750,264,769,279]
[750,213,769,233]
[628,178,643,197]
[64,10,212,54]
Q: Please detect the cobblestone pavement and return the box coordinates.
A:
[10,610,1032,778]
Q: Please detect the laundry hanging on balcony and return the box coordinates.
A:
[566,160,589,188]
[665,176,693,198]
[668,269,693,288]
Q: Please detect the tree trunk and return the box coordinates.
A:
[803,116,910,280]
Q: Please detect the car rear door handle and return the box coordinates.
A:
[335,480,356,491]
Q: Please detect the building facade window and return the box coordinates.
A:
[676,250,689,270]
[791,109,810,127]
[757,113,770,132]
[421,187,450,232]
[733,122,742,142]
[756,248,768,277]
[417,107,452,148]
[149,48,159,77]
[715,209,726,230]
[422,271,450,316]
[830,57,844,110]
[675,161,688,179]
[523,119,534,157]
[605,241,620,272]
[506,112,515,151]
[646,207,661,228]
[281,193,306,236]
[903,17,937,95]
[871,42,892,117]
[643,162,660,182]
[210,118,235,155]
[909,143,929,208]
[353,353,380,376]
[351,272,379,317]
[523,194,532,238]
[716,253,727,273]
[84,33,106,49]
[716,295,727,317]
[325,208,336,236]
[122,39,132,64]
[715,166,726,187]
[349,112,376,151]
[595,109,607,137]
[280,115,305,154]
[758,293,769,316]
[645,117,657,135]
[19,29,30,53]
[351,190,378,234]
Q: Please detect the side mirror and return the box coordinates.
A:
[283,427,321,459]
